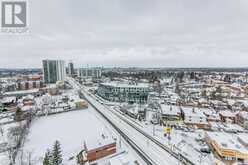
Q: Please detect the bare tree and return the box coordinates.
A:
[6,146,15,165]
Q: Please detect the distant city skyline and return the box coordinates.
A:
[1,0,248,68]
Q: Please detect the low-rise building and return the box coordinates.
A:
[3,88,41,97]
[181,107,209,129]
[1,96,17,107]
[16,80,44,90]
[203,109,221,122]
[78,134,116,164]
[206,132,248,162]
[120,104,144,119]
[160,105,182,125]
[210,100,229,110]
[198,98,210,108]
[237,133,248,147]
[22,95,35,106]
[74,99,88,109]
[97,82,149,104]
[145,102,161,124]
[219,110,238,123]
[237,111,248,129]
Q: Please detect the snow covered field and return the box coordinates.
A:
[0,152,10,165]
[15,106,126,165]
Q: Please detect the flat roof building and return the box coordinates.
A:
[97,82,149,104]
[206,132,248,162]
[160,105,182,125]
[181,107,209,129]
[42,60,66,84]
[77,67,102,79]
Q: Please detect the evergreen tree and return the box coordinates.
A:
[52,140,63,165]
[15,107,23,121]
[177,71,185,83]
[223,74,231,83]
[201,90,207,98]
[43,150,51,165]
[215,86,223,100]
[175,82,181,96]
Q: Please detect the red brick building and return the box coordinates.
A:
[78,137,117,164]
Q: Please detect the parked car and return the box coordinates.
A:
[200,147,211,154]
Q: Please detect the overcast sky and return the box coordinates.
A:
[1,0,248,68]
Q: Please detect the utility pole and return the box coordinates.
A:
[28,152,31,165]
[153,124,155,136]
[119,134,122,149]
[178,154,181,165]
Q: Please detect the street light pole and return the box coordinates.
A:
[119,134,122,149]
[153,124,155,136]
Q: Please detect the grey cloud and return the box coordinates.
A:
[0,0,248,68]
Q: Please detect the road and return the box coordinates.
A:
[67,77,187,165]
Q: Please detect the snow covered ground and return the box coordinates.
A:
[15,105,139,165]
[0,151,10,165]
[81,89,220,164]
[108,104,228,165]
[0,121,27,165]
[67,77,186,165]
[82,92,180,165]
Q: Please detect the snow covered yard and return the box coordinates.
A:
[15,106,118,165]
[0,151,10,164]
[0,120,27,165]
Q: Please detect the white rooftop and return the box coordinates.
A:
[181,107,206,118]
[4,89,39,96]
[161,105,181,116]
[237,133,248,145]
[1,96,16,104]
[238,111,248,119]
[101,82,149,88]
[85,130,115,151]
[207,132,248,154]
[219,110,238,117]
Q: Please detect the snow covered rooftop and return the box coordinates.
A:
[85,130,115,151]
[4,89,39,96]
[21,105,35,112]
[237,133,248,146]
[181,107,206,118]
[23,95,35,100]
[207,132,248,154]
[219,110,238,117]
[106,153,134,165]
[161,105,181,116]
[1,96,16,104]
[101,82,149,88]
[238,111,248,119]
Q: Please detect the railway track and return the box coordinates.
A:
[108,108,195,165]
[85,93,158,165]
[82,91,195,165]
[68,78,194,165]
